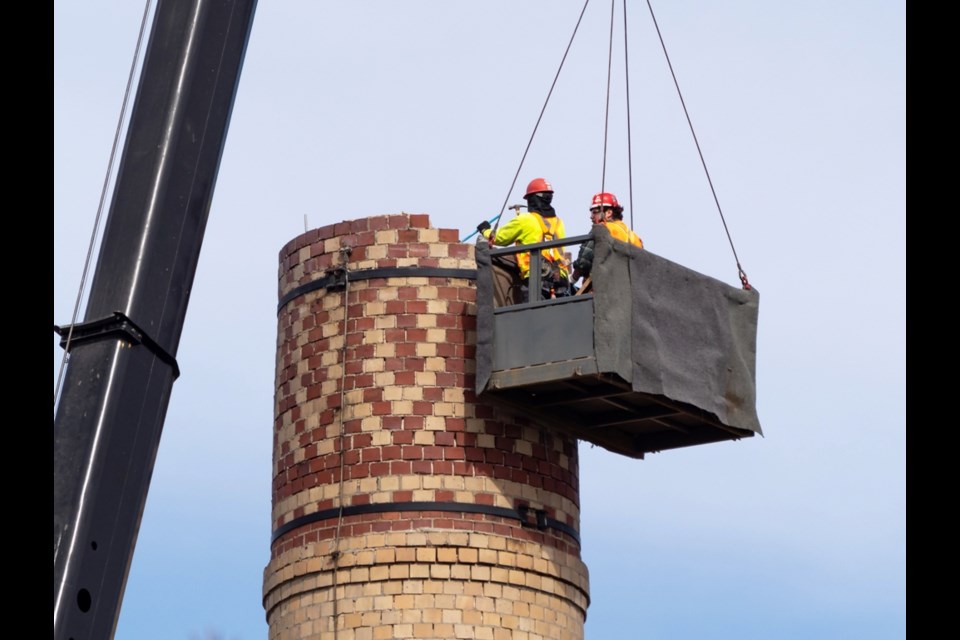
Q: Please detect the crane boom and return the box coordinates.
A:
[53,1,258,637]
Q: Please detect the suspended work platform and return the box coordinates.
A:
[475,227,763,459]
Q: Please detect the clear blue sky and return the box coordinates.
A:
[54,2,905,638]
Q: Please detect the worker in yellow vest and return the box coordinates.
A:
[571,191,643,284]
[477,177,570,301]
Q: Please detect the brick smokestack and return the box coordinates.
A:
[264,214,589,639]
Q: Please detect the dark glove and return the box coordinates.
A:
[476,220,492,235]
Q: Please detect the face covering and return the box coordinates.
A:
[526,192,556,217]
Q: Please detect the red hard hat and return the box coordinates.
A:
[525,178,553,198]
[590,192,620,209]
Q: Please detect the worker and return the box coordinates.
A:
[571,192,643,285]
[477,177,570,301]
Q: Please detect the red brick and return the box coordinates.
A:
[387,215,409,229]
[412,460,432,474]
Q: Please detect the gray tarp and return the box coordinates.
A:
[475,226,762,437]
[591,227,762,435]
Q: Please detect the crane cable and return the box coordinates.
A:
[600,0,616,195]
[644,0,752,289]
[623,0,636,230]
[54,0,156,408]
[491,0,592,236]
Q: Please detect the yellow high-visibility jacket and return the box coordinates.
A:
[483,211,568,279]
[605,220,644,249]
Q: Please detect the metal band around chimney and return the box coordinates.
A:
[271,501,580,546]
[278,266,477,313]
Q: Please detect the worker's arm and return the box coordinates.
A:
[482,215,531,246]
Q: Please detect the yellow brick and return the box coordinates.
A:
[499,613,518,627]
[494,628,512,640]
[370,565,389,581]
[463,609,483,625]
[410,564,430,578]
[417,315,438,329]
[430,564,451,579]
[417,549,437,562]
[437,547,458,563]
[374,372,395,387]
[413,431,435,445]
[406,532,427,546]
[483,611,502,626]
[395,547,416,562]
[376,342,396,358]
[411,489,432,501]
[416,372,438,387]
[442,609,462,624]
[355,628,373,640]
[471,565,491,581]
[442,387,465,403]
[374,230,398,244]
[362,359,384,373]
[383,385,402,401]
[375,548,396,564]
[415,342,437,357]
[435,594,456,609]
[424,415,445,430]
[478,549,498,565]
[458,548,478,563]
[394,594,415,609]
[401,608,422,624]
[433,402,455,415]
[422,608,442,623]
[475,625,494,640]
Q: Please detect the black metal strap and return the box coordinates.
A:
[278,266,477,313]
[271,500,580,546]
[54,311,180,379]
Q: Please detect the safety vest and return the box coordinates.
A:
[517,213,568,279]
[606,220,644,249]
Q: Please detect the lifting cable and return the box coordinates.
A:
[644,0,752,289]
[600,0,616,196]
[489,0,592,238]
[622,0,636,230]
[53,0,156,408]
